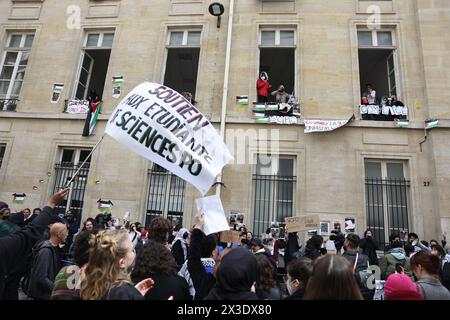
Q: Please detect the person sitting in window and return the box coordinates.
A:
[256,72,271,103]
[271,85,291,104]
[387,95,404,107]
[362,84,377,105]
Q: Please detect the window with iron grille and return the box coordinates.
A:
[365,160,410,247]
[145,163,186,228]
[51,148,92,220]
[252,155,296,237]
[0,143,6,168]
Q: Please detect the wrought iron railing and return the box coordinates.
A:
[365,177,410,246]
[0,99,19,111]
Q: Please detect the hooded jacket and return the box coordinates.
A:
[27,240,62,300]
[256,72,270,98]
[379,247,413,280]
[205,248,259,300]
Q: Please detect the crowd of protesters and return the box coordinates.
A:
[0,190,449,300]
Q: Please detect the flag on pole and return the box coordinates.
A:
[82,101,102,136]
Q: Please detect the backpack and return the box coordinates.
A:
[353,253,374,290]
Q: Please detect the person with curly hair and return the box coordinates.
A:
[131,240,190,300]
[80,229,153,300]
[148,217,173,247]
[255,255,283,300]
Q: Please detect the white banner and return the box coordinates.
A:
[66,99,89,114]
[304,115,354,133]
[105,82,233,195]
[196,195,230,235]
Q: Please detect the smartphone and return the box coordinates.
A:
[395,263,404,274]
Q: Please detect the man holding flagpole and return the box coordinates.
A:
[82,91,102,137]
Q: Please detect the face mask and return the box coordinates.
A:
[261,76,266,80]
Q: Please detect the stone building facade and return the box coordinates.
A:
[0,0,449,245]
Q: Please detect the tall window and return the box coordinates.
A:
[365,160,410,246]
[259,29,296,99]
[0,32,34,100]
[358,29,398,99]
[252,155,296,236]
[164,29,201,100]
[74,31,114,100]
[0,144,6,168]
[52,148,92,220]
[145,163,186,228]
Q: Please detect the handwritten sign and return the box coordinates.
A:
[66,100,89,114]
[220,230,241,243]
[284,215,320,233]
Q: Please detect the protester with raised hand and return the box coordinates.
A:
[187,212,218,300]
[0,189,69,299]
[80,229,153,300]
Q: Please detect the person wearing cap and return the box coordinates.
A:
[0,189,69,299]
[384,273,422,300]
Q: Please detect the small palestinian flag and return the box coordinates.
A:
[236,96,249,105]
[12,193,26,204]
[395,119,409,128]
[251,112,266,119]
[253,104,266,111]
[97,199,114,214]
[425,119,438,129]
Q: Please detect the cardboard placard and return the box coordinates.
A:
[220,230,241,243]
[284,215,320,233]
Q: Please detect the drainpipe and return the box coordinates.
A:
[216,0,234,196]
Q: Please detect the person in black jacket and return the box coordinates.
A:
[131,240,191,300]
[431,244,450,291]
[285,232,301,266]
[27,222,68,300]
[284,257,312,300]
[0,189,69,299]
[303,235,324,260]
[187,212,217,300]
[359,229,379,266]
[205,247,259,300]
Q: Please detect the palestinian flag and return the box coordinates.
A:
[12,193,26,204]
[254,118,270,124]
[82,101,102,136]
[395,119,409,128]
[236,96,249,105]
[425,119,438,129]
[251,112,266,119]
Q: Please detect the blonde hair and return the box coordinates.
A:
[80,229,131,300]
